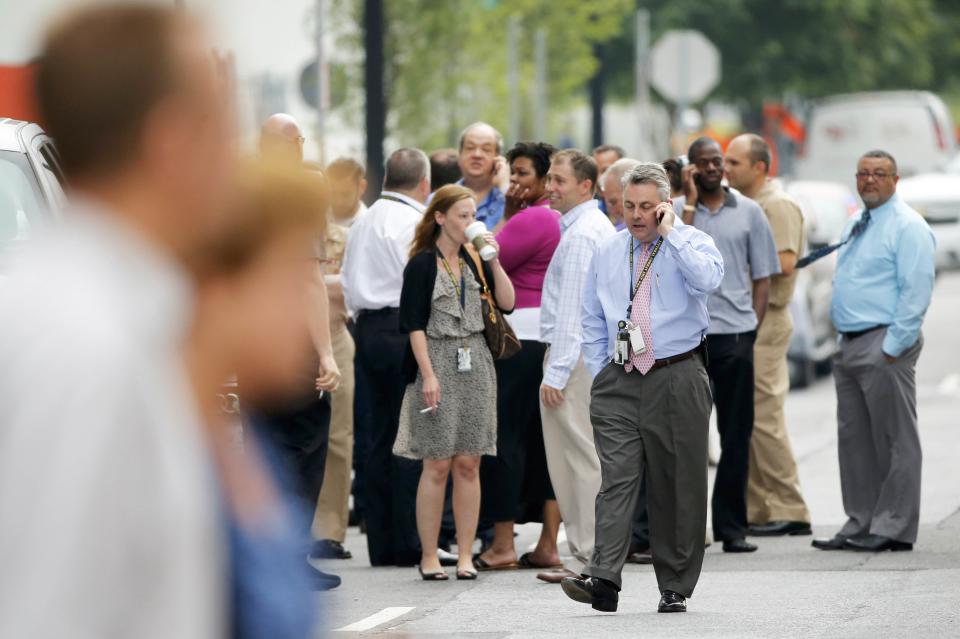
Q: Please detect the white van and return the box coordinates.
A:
[795,91,956,186]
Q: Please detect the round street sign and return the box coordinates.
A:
[650,30,720,105]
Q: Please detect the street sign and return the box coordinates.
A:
[650,30,720,105]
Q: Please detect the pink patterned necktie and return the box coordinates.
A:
[625,243,656,375]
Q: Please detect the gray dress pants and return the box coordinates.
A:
[834,328,923,544]
[584,355,712,597]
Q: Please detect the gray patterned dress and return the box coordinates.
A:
[393,263,497,460]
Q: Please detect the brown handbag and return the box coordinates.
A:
[465,246,521,360]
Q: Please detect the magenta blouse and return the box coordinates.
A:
[495,200,561,309]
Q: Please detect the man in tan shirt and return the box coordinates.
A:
[309,160,362,560]
[724,134,812,536]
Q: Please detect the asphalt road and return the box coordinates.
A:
[312,272,960,638]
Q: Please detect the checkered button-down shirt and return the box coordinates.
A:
[540,199,616,388]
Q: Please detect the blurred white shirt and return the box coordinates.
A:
[341,191,424,314]
[0,203,224,639]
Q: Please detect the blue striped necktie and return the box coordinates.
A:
[796,209,871,269]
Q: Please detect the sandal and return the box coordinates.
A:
[472,554,519,571]
[456,568,479,580]
[418,565,449,581]
[518,551,563,570]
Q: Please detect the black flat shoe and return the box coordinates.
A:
[844,534,913,552]
[418,565,449,581]
[748,520,813,537]
[456,568,478,580]
[309,567,342,591]
[722,538,758,553]
[811,533,850,550]
[310,539,353,560]
[658,590,687,613]
[560,576,619,613]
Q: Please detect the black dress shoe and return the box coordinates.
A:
[722,538,758,553]
[811,533,850,550]
[844,534,913,552]
[309,566,342,590]
[747,520,813,537]
[310,539,353,560]
[658,590,687,613]
[560,576,619,613]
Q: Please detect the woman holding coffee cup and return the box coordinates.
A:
[394,184,515,581]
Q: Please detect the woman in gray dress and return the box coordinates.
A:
[395,184,515,580]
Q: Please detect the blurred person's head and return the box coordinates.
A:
[601,157,641,223]
[409,184,476,257]
[325,158,367,222]
[592,144,626,178]
[546,149,597,214]
[724,134,770,195]
[35,3,237,260]
[429,148,461,192]
[260,114,304,165]
[687,137,724,194]
[622,163,671,245]
[189,161,327,405]
[383,147,431,204]
[458,122,503,187]
[661,158,685,197]
[506,141,556,206]
[856,150,899,209]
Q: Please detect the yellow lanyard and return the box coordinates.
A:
[440,255,466,309]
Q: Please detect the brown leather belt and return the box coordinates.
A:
[840,325,887,340]
[648,345,702,372]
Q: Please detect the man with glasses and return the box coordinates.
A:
[811,150,935,552]
[675,137,780,554]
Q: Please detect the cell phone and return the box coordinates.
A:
[657,211,664,225]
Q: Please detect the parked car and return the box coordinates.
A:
[796,91,956,189]
[784,180,859,388]
[897,153,960,272]
[0,118,66,260]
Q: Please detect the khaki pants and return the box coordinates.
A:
[747,306,810,524]
[540,353,601,573]
[312,324,356,542]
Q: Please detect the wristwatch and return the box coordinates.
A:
[682,204,696,214]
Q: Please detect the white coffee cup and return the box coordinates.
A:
[465,220,497,261]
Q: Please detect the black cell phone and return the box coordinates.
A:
[657,211,664,225]
[693,171,706,191]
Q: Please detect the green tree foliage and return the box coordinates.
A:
[332,0,632,149]
[606,0,958,110]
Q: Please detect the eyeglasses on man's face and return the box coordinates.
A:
[855,170,895,181]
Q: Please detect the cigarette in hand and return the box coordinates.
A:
[419,406,436,414]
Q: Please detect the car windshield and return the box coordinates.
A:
[0,150,46,251]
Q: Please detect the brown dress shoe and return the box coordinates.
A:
[536,568,580,584]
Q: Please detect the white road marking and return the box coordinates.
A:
[937,373,960,397]
[334,607,415,633]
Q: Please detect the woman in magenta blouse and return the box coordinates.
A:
[475,142,564,571]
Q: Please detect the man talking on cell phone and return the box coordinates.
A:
[456,122,506,229]
[561,163,723,614]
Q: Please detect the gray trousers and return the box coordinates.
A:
[834,328,923,544]
[584,356,712,597]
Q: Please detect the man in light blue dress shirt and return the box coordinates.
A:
[561,163,723,614]
[812,150,936,553]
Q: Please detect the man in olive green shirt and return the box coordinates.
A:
[724,134,812,536]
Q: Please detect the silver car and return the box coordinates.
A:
[785,180,859,388]
[0,118,66,258]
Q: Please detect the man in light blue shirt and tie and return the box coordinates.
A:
[561,163,723,615]
[811,150,936,553]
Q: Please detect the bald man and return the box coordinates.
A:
[457,121,505,229]
[246,113,344,590]
[260,113,305,164]
[723,134,811,537]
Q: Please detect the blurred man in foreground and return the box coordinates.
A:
[0,5,235,637]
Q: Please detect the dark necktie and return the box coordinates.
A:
[796,209,872,269]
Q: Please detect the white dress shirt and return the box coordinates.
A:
[540,199,616,388]
[342,191,425,314]
[0,205,224,639]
